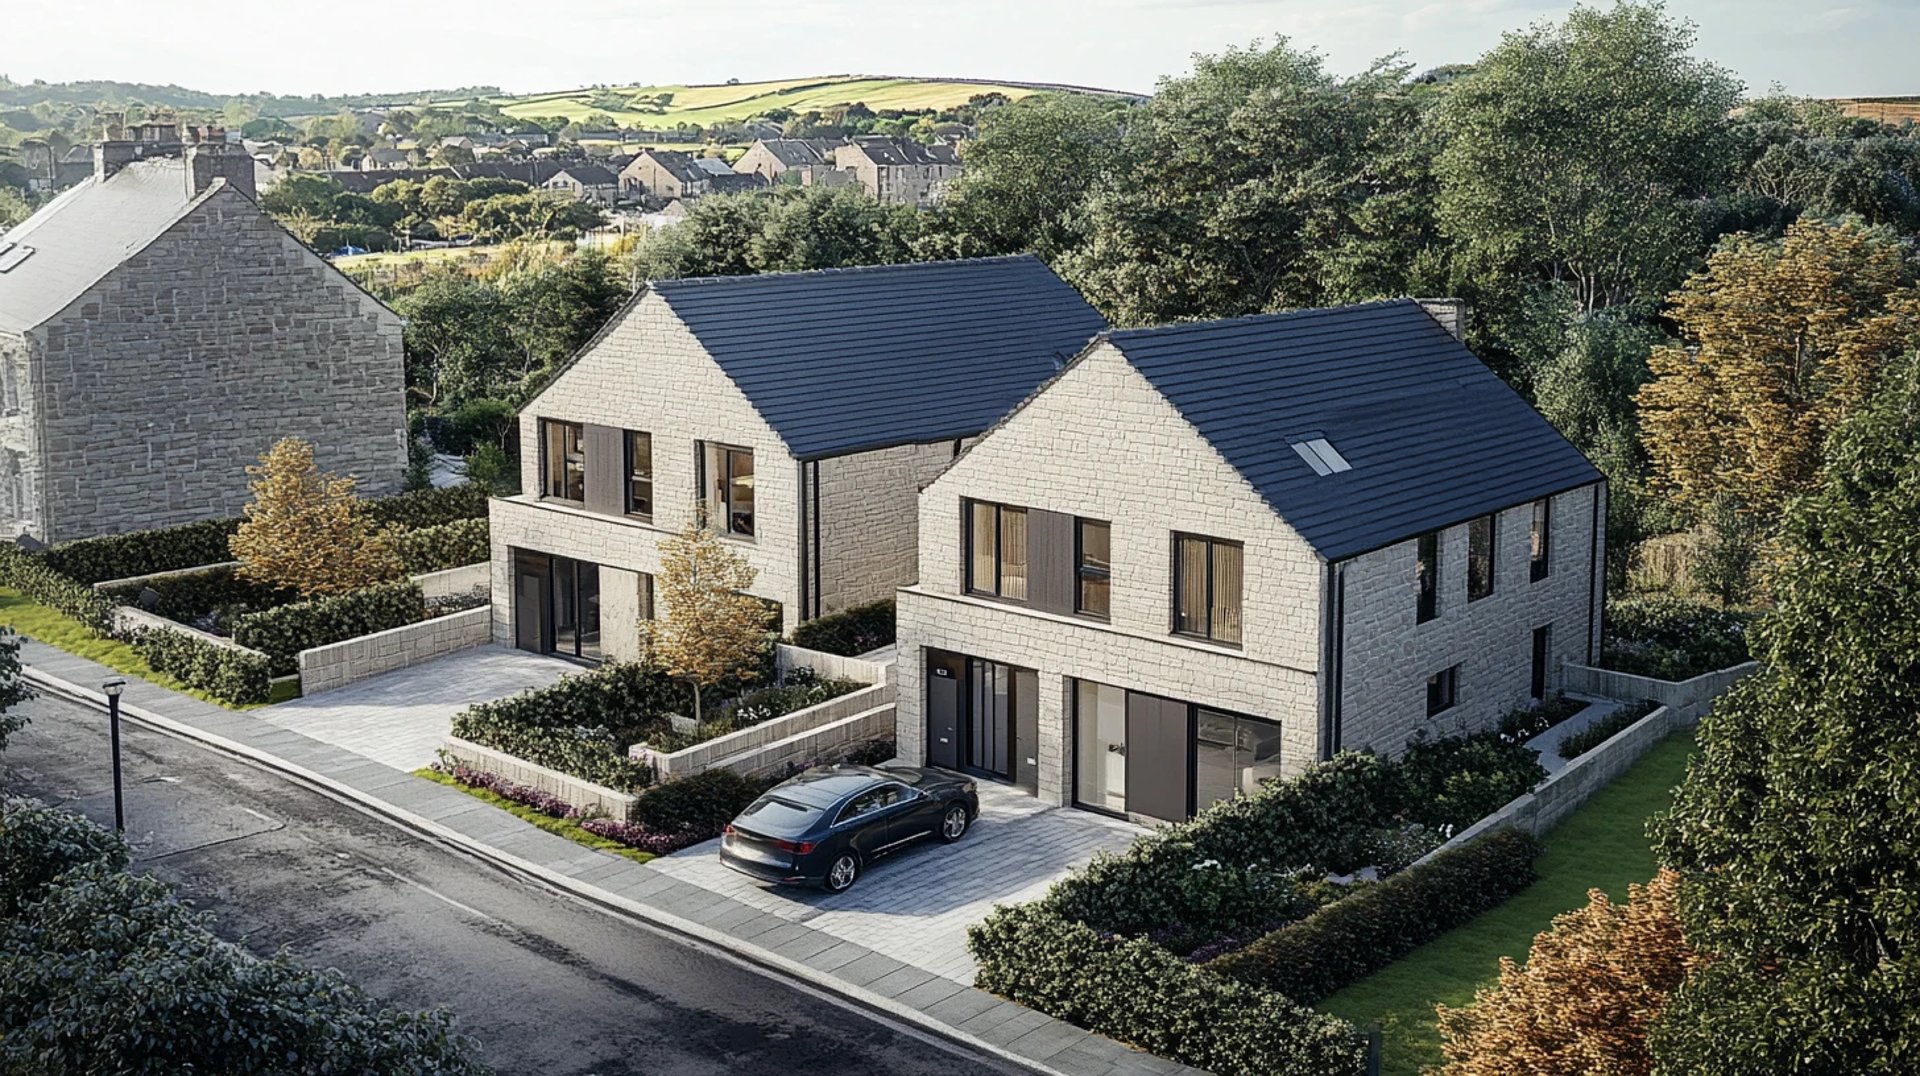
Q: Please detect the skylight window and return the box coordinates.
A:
[0,243,32,273]
[1291,437,1352,476]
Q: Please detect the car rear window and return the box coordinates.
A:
[740,796,821,831]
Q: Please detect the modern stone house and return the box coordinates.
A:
[489,254,1105,663]
[0,127,407,544]
[836,137,962,207]
[893,299,1606,823]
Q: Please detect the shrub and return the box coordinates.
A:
[0,544,119,634]
[578,817,707,856]
[39,518,241,584]
[1394,731,1546,831]
[968,902,1367,1076]
[0,796,131,918]
[129,629,273,705]
[394,518,491,574]
[363,483,491,531]
[1558,700,1660,760]
[441,763,578,819]
[628,768,766,834]
[645,670,864,752]
[426,398,517,456]
[1496,692,1588,745]
[98,564,293,630]
[1206,828,1545,1003]
[450,662,687,792]
[788,599,895,656]
[232,579,426,676]
[1602,595,1753,680]
[229,437,404,597]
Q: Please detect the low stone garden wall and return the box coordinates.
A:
[111,605,266,656]
[1562,660,1757,720]
[91,560,244,594]
[297,606,492,696]
[774,642,890,686]
[413,562,489,602]
[631,682,896,781]
[440,735,641,821]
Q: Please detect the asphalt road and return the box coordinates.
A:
[1,694,1021,1076]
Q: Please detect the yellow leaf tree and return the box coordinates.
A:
[645,505,769,722]
[1434,870,1698,1076]
[1638,218,1920,519]
[228,437,402,597]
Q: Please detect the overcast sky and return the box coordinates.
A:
[8,0,1915,99]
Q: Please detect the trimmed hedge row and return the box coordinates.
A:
[39,518,241,585]
[451,662,691,792]
[0,545,117,634]
[1558,700,1660,760]
[128,629,273,705]
[968,902,1367,1076]
[394,518,491,574]
[1205,827,1545,1003]
[98,565,292,628]
[788,599,895,657]
[363,483,491,531]
[232,579,427,676]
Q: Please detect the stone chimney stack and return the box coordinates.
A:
[184,126,256,199]
[93,116,184,182]
[1415,298,1467,342]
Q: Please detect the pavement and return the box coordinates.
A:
[2,693,1019,1076]
[1525,694,1625,775]
[14,639,1200,1076]
[260,645,575,770]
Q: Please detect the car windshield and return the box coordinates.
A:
[738,796,821,834]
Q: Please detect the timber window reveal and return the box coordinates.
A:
[1076,518,1111,617]
[1467,513,1497,602]
[965,500,1028,601]
[1416,531,1440,624]
[1530,498,1551,582]
[625,431,654,519]
[704,443,754,537]
[540,419,585,503]
[1172,533,1243,645]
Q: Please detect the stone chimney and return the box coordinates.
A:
[93,116,184,182]
[1415,297,1467,342]
[184,126,256,199]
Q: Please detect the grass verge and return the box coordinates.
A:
[412,767,656,865]
[0,585,266,712]
[1319,732,1697,1075]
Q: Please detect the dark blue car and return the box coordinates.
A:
[720,765,979,892]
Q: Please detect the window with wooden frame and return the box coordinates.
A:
[1416,531,1440,623]
[1427,666,1458,716]
[1076,518,1111,617]
[965,500,1028,601]
[1467,513,1497,602]
[1172,533,1242,645]
[625,430,653,519]
[1529,498,1551,582]
[540,419,584,503]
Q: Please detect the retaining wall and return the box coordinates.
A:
[440,735,641,821]
[631,682,895,780]
[297,607,491,695]
[92,560,243,593]
[414,562,490,601]
[1562,661,1757,720]
[776,642,891,686]
[112,605,266,657]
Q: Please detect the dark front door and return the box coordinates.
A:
[1531,625,1551,700]
[511,549,603,663]
[925,651,962,770]
[1125,692,1192,823]
[1012,668,1039,795]
[513,549,548,652]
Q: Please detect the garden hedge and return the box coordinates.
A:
[232,579,426,676]
[968,902,1367,1076]
[363,483,491,531]
[0,544,118,634]
[394,518,491,574]
[1558,700,1660,760]
[98,565,292,629]
[451,662,690,792]
[1,795,132,918]
[788,599,895,657]
[129,629,273,706]
[39,518,241,585]
[1205,827,1545,1003]
[1602,595,1753,680]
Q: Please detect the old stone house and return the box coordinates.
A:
[835,137,962,207]
[0,129,408,544]
[542,163,619,204]
[619,149,712,201]
[490,255,1105,663]
[732,138,845,185]
[893,300,1606,822]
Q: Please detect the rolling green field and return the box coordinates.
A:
[471,75,1045,127]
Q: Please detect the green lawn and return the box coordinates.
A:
[413,768,656,865]
[1320,733,1698,1075]
[0,586,287,710]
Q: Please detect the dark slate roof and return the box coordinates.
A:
[709,172,768,193]
[757,138,835,167]
[553,164,617,186]
[1105,299,1602,561]
[641,149,703,185]
[651,255,1106,460]
[846,136,959,167]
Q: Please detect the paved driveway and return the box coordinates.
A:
[648,780,1143,982]
[262,645,575,771]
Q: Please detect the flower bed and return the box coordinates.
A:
[450,661,692,792]
[787,598,894,657]
[98,564,292,633]
[1496,692,1588,744]
[1602,596,1753,680]
[1558,699,1660,760]
[642,668,866,753]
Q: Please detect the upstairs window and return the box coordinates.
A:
[1076,519,1111,618]
[1416,531,1440,624]
[1530,498,1551,582]
[1427,666,1459,716]
[1173,534,1242,645]
[625,431,653,519]
[541,419,584,503]
[705,444,754,537]
[1468,514,1497,602]
[966,500,1028,601]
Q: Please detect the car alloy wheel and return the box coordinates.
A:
[940,805,970,843]
[826,853,859,892]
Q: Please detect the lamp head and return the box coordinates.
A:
[102,678,126,699]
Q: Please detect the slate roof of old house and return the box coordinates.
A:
[647,254,1106,460]
[845,137,960,167]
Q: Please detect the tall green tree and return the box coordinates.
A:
[1435,2,1742,322]
[750,185,922,272]
[1652,352,1920,1072]
[632,194,771,279]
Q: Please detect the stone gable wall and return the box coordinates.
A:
[0,331,43,538]
[813,439,962,614]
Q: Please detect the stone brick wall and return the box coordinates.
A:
[1562,660,1756,722]
[0,331,42,538]
[297,606,491,695]
[498,292,800,644]
[441,734,641,820]
[30,185,406,543]
[634,682,894,780]
[896,343,1326,804]
[1335,484,1604,756]
[813,439,960,614]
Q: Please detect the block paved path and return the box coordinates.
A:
[16,639,1202,1076]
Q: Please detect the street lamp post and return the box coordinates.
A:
[103,678,127,832]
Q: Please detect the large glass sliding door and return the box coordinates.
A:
[1193,708,1284,811]
[1073,679,1285,821]
[1074,681,1128,814]
[511,548,603,663]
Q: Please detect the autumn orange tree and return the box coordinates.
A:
[644,505,770,722]
[228,437,402,597]
[1434,870,1697,1076]
[1637,218,1920,520]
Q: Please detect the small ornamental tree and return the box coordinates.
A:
[0,628,31,752]
[645,506,769,722]
[1435,870,1696,1076]
[229,437,403,597]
